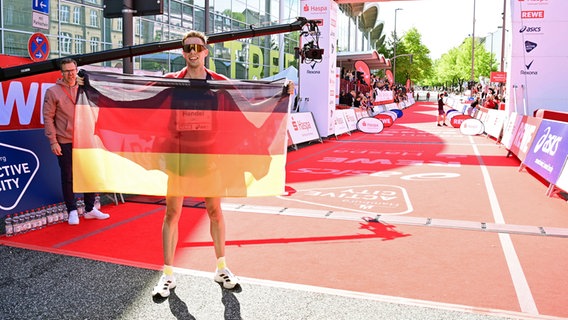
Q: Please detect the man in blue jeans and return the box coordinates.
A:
[43,58,110,225]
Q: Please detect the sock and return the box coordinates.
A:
[216,257,226,270]
[163,265,174,276]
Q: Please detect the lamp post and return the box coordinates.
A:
[500,0,506,72]
[470,0,476,85]
[393,8,403,85]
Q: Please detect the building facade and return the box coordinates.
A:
[0,0,305,79]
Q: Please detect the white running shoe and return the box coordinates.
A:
[214,267,239,289]
[68,210,79,225]
[152,275,176,298]
[84,207,110,220]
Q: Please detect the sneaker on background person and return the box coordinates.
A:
[68,210,79,225]
[84,207,110,220]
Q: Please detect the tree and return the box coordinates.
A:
[377,27,433,85]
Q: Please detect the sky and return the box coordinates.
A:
[374,0,506,59]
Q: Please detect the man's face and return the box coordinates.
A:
[61,62,77,85]
[182,37,208,68]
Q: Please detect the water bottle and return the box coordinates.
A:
[77,199,85,217]
[46,206,54,225]
[62,203,69,222]
[39,207,47,229]
[57,204,65,222]
[5,215,13,237]
[12,213,21,235]
[22,211,31,233]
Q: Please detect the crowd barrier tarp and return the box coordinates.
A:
[0,129,62,218]
[374,90,394,104]
[522,119,568,185]
[342,109,358,132]
[287,112,322,147]
[500,112,523,150]
[508,116,543,162]
[555,157,568,194]
[333,110,351,136]
[483,109,508,140]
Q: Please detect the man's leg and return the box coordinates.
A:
[152,195,183,297]
[206,197,239,289]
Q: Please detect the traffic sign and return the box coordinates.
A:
[32,0,49,14]
[28,33,50,62]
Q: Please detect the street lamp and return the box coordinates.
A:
[393,8,403,85]
[470,0,476,84]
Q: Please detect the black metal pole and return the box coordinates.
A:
[122,0,135,74]
[0,17,309,82]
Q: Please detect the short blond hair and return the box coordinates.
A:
[182,31,208,45]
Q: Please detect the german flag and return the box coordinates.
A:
[73,71,291,197]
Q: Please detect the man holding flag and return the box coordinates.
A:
[151,31,294,298]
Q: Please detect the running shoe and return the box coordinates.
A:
[152,275,176,298]
[214,268,239,289]
[84,207,110,220]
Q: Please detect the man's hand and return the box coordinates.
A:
[50,142,62,156]
[286,81,295,95]
[77,69,85,86]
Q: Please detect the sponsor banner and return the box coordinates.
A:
[490,71,507,83]
[483,109,508,139]
[333,110,350,135]
[508,115,542,161]
[450,114,472,128]
[509,0,568,115]
[374,113,394,127]
[555,157,568,193]
[460,118,485,135]
[0,55,60,130]
[0,129,62,218]
[342,108,358,131]
[288,112,321,145]
[356,117,384,134]
[523,119,568,184]
[374,90,394,104]
[299,0,338,137]
[501,112,523,149]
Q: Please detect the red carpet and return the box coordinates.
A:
[2,101,568,318]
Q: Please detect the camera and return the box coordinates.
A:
[295,41,324,63]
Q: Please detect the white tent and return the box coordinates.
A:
[262,65,298,84]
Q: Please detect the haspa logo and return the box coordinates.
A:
[519,25,542,34]
[291,117,312,131]
[303,5,327,14]
[521,10,544,19]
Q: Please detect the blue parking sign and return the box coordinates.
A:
[32,0,49,14]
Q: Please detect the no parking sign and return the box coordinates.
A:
[28,32,50,62]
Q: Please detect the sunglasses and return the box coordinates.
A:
[182,43,206,53]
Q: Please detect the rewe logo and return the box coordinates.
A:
[525,40,537,53]
[0,143,40,210]
[521,10,544,19]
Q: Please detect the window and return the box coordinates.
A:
[90,36,100,53]
[116,19,123,31]
[60,5,70,23]
[89,10,99,27]
[73,7,82,24]
[74,35,84,54]
[59,32,72,54]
